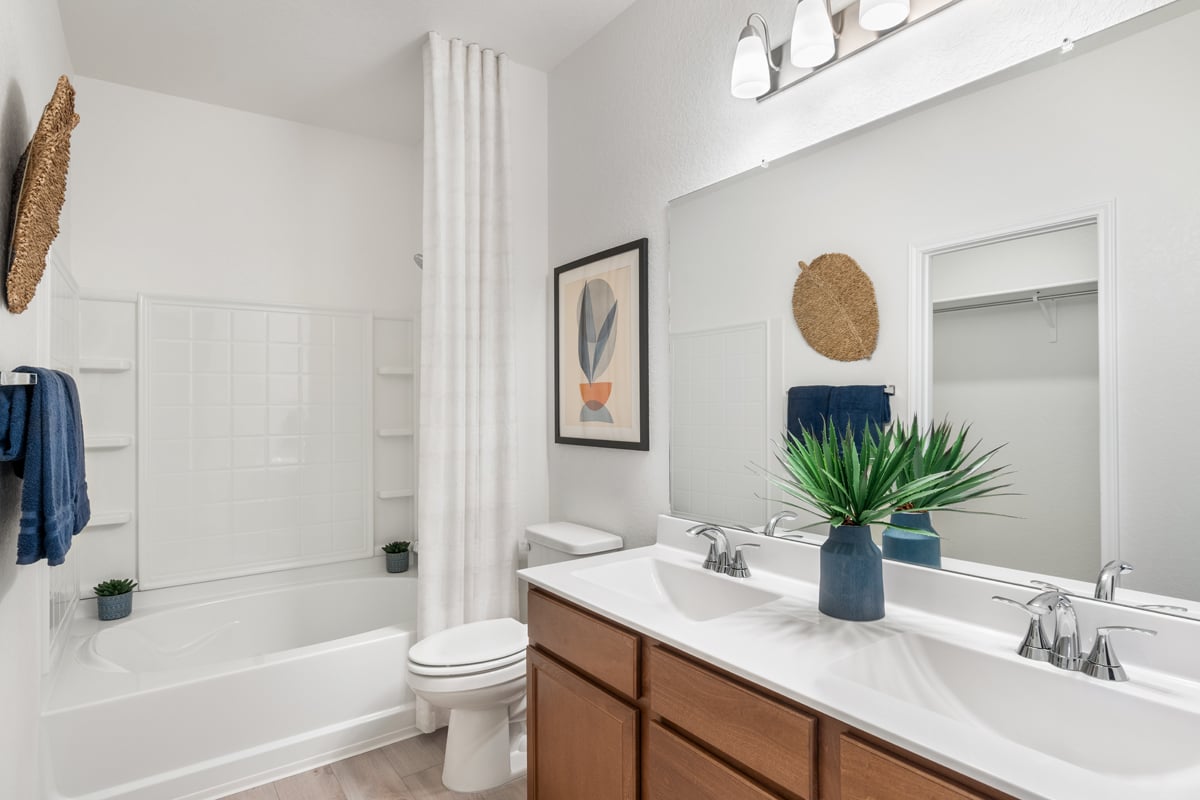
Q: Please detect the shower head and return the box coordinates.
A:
[413,253,423,269]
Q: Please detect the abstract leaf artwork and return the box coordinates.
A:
[554,239,649,450]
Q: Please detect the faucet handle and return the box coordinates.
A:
[1030,579,1067,592]
[727,543,761,579]
[992,595,1055,662]
[1083,625,1157,682]
[1139,604,1189,614]
[686,525,726,572]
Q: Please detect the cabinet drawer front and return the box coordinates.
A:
[840,736,991,800]
[528,648,638,800]
[528,589,640,698]
[649,646,816,798]
[647,722,785,800]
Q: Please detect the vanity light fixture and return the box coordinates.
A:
[731,0,961,102]
[790,0,838,69]
[731,13,780,99]
[859,0,911,32]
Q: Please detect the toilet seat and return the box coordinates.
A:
[407,618,527,677]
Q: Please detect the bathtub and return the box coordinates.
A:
[41,559,418,800]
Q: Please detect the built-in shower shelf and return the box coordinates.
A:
[86,512,133,528]
[85,436,134,451]
[376,429,414,438]
[377,490,414,500]
[79,358,134,373]
[376,366,414,376]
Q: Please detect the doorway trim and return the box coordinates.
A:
[907,201,1118,566]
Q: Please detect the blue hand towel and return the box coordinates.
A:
[829,385,892,447]
[8,367,91,566]
[0,378,30,462]
[786,385,833,442]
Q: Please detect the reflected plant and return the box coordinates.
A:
[892,416,1013,520]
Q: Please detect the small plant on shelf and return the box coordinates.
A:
[382,541,412,574]
[94,578,137,621]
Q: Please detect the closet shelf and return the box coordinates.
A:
[376,490,414,500]
[79,358,134,373]
[85,436,134,451]
[86,512,133,528]
[376,429,414,438]
[376,366,414,376]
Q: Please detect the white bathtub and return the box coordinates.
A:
[41,560,418,800]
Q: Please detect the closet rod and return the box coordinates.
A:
[934,288,1097,315]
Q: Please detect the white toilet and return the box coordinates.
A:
[406,522,623,793]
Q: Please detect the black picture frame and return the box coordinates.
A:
[553,238,649,450]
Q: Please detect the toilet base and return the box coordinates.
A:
[441,708,527,792]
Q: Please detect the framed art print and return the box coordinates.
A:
[554,238,649,450]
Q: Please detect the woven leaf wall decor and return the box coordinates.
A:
[791,253,879,362]
[5,75,80,314]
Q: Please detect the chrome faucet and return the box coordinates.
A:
[727,543,761,578]
[686,524,730,574]
[1094,560,1133,601]
[994,590,1081,668]
[995,591,1157,681]
[764,510,798,537]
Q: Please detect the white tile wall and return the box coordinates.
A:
[670,323,769,525]
[139,298,372,587]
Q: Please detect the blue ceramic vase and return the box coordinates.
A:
[818,525,885,621]
[882,511,942,568]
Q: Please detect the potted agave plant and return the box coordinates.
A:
[883,417,1012,569]
[764,419,1007,621]
[381,541,411,573]
[94,578,137,621]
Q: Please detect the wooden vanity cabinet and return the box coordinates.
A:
[527,587,1016,800]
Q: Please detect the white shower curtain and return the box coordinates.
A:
[415,32,518,733]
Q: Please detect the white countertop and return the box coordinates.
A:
[518,515,1200,800]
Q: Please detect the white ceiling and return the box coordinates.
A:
[56,0,638,144]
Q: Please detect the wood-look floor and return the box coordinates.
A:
[220,729,527,800]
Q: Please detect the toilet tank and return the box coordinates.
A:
[525,522,623,568]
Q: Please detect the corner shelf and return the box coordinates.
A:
[86,511,133,528]
[376,490,414,500]
[376,428,414,438]
[376,366,414,376]
[79,358,134,373]
[85,436,134,451]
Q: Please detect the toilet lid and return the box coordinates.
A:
[408,618,528,668]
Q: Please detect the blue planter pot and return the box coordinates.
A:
[386,552,410,573]
[97,592,132,621]
[819,525,885,621]
[882,511,942,569]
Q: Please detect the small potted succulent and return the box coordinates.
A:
[94,578,137,621]
[381,541,411,573]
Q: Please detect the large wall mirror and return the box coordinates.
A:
[668,1,1200,617]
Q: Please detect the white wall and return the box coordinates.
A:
[548,0,1179,548]
[69,77,422,313]
[0,2,74,794]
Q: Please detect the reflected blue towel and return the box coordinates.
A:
[3,367,91,566]
[786,385,833,441]
[786,384,891,447]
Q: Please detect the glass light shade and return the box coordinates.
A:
[731,27,771,99]
[790,0,836,69]
[859,0,911,31]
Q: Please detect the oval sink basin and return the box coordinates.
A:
[573,557,781,622]
[826,633,1200,777]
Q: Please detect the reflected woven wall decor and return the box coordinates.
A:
[791,253,879,362]
[5,75,80,314]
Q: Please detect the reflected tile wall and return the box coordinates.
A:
[141,299,370,586]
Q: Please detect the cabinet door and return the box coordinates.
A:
[645,722,786,800]
[840,736,992,800]
[528,647,638,800]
